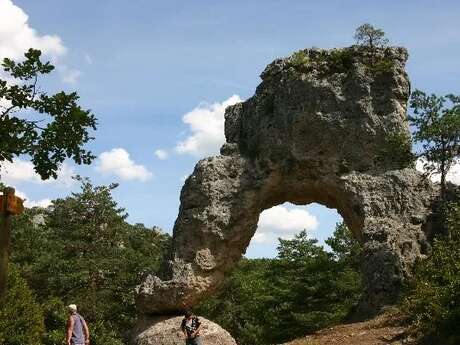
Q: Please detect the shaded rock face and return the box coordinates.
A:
[133,316,236,345]
[136,46,438,317]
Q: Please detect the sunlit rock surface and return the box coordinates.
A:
[133,316,236,345]
[136,46,438,317]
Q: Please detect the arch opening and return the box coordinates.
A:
[196,202,364,345]
[246,202,348,258]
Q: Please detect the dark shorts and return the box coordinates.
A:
[186,336,202,345]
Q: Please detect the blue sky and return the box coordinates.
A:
[1,0,459,258]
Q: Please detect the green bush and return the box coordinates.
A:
[290,50,310,67]
[288,48,354,77]
[41,297,67,345]
[402,202,460,344]
[0,266,45,345]
[323,49,354,75]
[376,131,415,169]
[89,321,124,345]
[286,46,395,81]
[368,57,394,75]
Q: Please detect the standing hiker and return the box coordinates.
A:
[181,310,202,345]
[66,304,90,345]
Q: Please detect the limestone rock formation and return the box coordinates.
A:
[136,46,438,316]
[133,316,236,345]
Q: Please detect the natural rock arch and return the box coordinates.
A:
[136,46,438,317]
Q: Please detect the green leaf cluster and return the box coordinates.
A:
[0,49,97,179]
[409,90,460,198]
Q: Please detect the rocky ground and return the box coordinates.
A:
[283,308,415,345]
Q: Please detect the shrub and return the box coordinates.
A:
[376,131,414,169]
[41,297,68,345]
[402,202,460,344]
[0,266,45,345]
[324,49,354,75]
[290,50,310,67]
[368,57,394,75]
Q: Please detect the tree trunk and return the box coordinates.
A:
[0,188,15,299]
[440,160,446,201]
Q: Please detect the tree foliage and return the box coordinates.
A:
[354,23,389,49]
[197,223,362,345]
[325,222,362,268]
[8,178,171,344]
[402,202,460,345]
[0,48,97,179]
[409,90,460,199]
[0,266,45,345]
[354,24,391,69]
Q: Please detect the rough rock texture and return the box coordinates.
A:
[136,46,438,316]
[133,316,236,345]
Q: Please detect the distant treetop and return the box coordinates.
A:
[354,23,389,49]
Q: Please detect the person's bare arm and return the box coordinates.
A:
[83,319,90,344]
[66,316,74,345]
[192,323,202,337]
[181,322,187,338]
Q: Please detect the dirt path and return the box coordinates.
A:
[284,309,413,345]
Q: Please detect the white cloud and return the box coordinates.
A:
[96,148,153,182]
[0,0,79,83]
[176,95,242,157]
[26,198,52,208]
[154,149,169,160]
[59,65,81,84]
[15,190,52,208]
[253,205,319,244]
[0,0,66,60]
[84,52,92,64]
[0,158,75,187]
[416,158,460,185]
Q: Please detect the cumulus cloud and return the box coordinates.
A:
[176,95,242,157]
[59,65,81,84]
[96,148,152,182]
[0,0,79,83]
[0,0,66,60]
[416,158,460,185]
[253,205,319,244]
[15,190,52,208]
[154,149,169,160]
[0,158,75,187]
